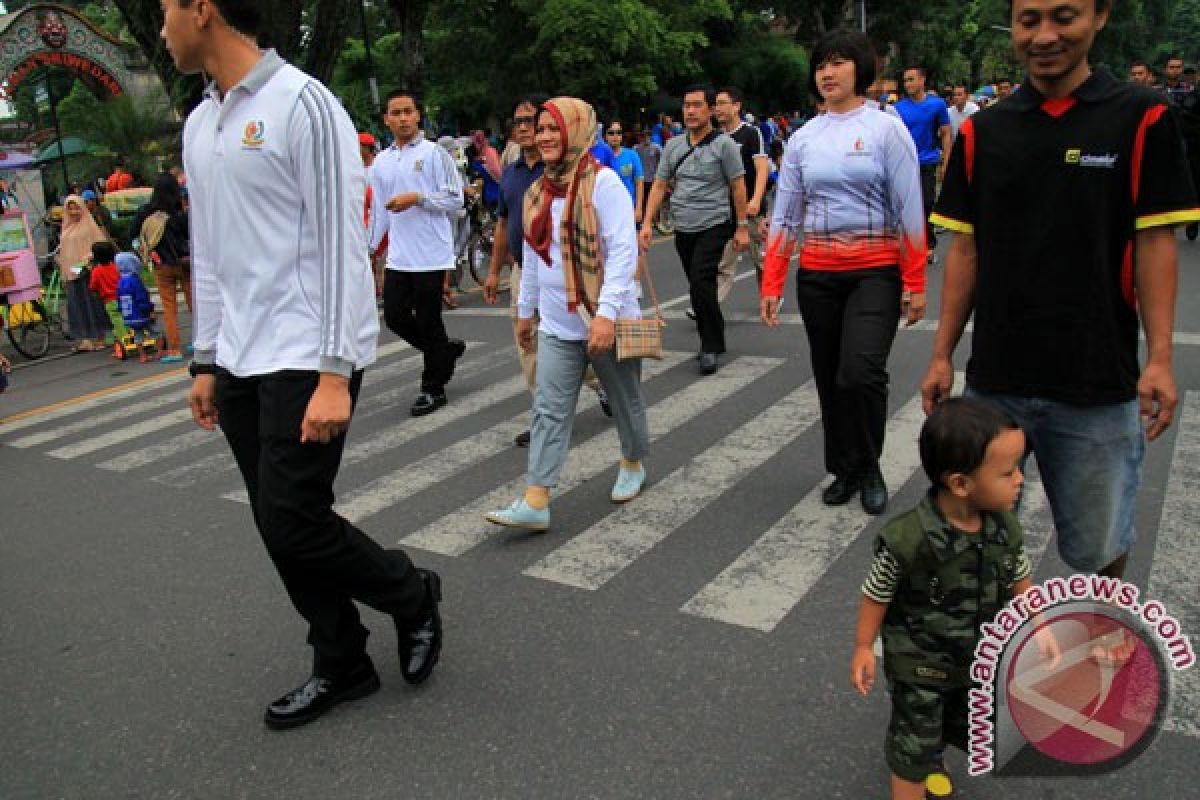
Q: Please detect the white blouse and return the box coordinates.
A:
[518,167,641,341]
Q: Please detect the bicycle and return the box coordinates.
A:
[2,254,68,359]
[653,191,674,236]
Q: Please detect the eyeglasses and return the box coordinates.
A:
[513,115,536,128]
[606,129,622,135]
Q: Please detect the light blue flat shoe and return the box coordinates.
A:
[484,499,550,531]
[610,465,646,503]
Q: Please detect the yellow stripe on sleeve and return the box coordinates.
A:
[929,213,974,234]
[1135,208,1200,230]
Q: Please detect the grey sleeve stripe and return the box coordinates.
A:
[299,83,345,360]
[862,546,901,603]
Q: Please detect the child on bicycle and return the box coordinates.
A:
[116,252,157,362]
[87,240,126,356]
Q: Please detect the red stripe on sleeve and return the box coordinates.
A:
[961,117,975,185]
[1120,240,1135,309]
[1131,104,1168,205]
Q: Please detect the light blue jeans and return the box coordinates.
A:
[966,388,1144,572]
[528,332,649,488]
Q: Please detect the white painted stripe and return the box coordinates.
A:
[524,379,821,591]
[680,384,945,632]
[47,408,194,459]
[401,354,783,556]
[660,267,757,310]
[6,388,186,448]
[153,451,235,487]
[0,373,190,435]
[320,352,692,521]
[96,429,217,472]
[1150,392,1200,738]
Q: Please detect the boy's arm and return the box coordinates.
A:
[851,596,888,696]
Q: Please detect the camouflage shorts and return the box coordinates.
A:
[885,681,969,783]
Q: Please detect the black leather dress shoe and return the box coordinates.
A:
[699,352,718,375]
[264,658,380,730]
[411,391,448,417]
[822,474,860,506]
[398,568,443,685]
[514,430,531,447]
[861,468,889,516]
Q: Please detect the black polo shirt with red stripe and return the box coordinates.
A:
[932,68,1200,405]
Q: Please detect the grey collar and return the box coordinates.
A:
[204,49,286,102]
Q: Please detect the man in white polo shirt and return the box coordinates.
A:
[368,89,466,416]
[166,0,443,730]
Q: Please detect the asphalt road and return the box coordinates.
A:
[2,234,1199,799]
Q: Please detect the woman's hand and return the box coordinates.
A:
[587,315,616,358]
[516,318,536,353]
[902,291,926,327]
[760,295,781,328]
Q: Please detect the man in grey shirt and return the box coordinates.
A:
[640,84,749,375]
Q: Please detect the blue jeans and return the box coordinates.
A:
[966,388,1144,572]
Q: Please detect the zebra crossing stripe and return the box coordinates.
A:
[680,389,932,632]
[524,379,821,591]
[153,451,235,487]
[329,351,693,523]
[0,373,189,435]
[1149,392,1200,738]
[6,388,186,449]
[46,408,194,459]
[401,355,785,557]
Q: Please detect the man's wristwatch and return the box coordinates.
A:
[188,362,217,378]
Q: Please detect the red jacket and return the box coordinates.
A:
[89,262,119,302]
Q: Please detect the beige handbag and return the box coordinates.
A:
[575,258,665,361]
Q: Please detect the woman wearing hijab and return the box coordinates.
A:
[59,194,111,352]
[485,97,650,531]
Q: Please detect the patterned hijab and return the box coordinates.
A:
[57,194,107,280]
[522,97,602,313]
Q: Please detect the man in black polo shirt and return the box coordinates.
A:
[922,0,1200,582]
[714,86,769,303]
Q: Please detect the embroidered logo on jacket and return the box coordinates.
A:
[847,137,871,157]
[242,120,266,149]
[1065,148,1118,168]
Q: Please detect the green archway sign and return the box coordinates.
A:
[0,3,148,101]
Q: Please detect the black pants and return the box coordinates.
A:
[674,222,734,354]
[795,267,902,478]
[383,269,452,393]
[215,369,425,677]
[920,164,938,250]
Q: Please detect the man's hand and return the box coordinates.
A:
[188,374,219,431]
[1138,361,1178,441]
[850,645,877,697]
[638,226,654,253]
[1034,627,1063,672]
[483,270,502,305]
[760,296,781,328]
[902,291,927,327]
[300,374,352,444]
[746,200,760,219]
[920,356,955,414]
[732,226,750,252]
[385,192,421,213]
[587,315,616,358]
[516,318,536,353]
[937,162,947,184]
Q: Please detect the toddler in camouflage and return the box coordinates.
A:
[849,397,1060,799]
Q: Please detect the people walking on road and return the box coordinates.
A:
[714,86,769,302]
[485,97,650,531]
[606,119,644,219]
[59,194,111,353]
[166,0,442,730]
[368,88,467,417]
[851,397,1060,800]
[946,85,978,139]
[761,29,927,517]
[895,65,951,263]
[130,173,192,362]
[921,0,1200,583]
[640,84,749,375]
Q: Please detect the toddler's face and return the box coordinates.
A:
[967,428,1026,512]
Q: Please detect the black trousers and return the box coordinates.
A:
[215,369,425,677]
[383,269,452,392]
[920,163,938,250]
[795,267,902,479]
[674,222,734,354]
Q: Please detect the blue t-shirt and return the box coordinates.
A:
[590,140,616,169]
[895,94,951,165]
[495,158,544,267]
[610,148,644,204]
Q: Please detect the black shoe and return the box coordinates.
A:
[685,308,697,321]
[699,352,718,375]
[1187,223,1199,241]
[514,430,531,447]
[398,568,443,685]
[442,339,467,385]
[411,391,447,417]
[822,474,860,506]
[263,659,380,730]
[861,468,889,516]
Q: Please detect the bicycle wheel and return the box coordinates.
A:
[468,225,493,286]
[654,199,674,236]
[6,301,50,358]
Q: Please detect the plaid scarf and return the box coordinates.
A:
[523,97,601,313]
